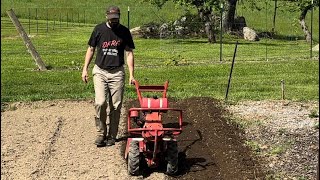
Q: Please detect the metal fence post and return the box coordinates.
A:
[220,3,224,63]
[28,8,31,35]
[225,41,239,101]
[272,0,277,34]
[128,6,130,29]
[281,80,285,100]
[265,1,268,61]
[310,0,313,59]
[46,8,48,33]
[60,12,61,29]
[71,9,73,26]
[36,8,38,34]
[67,12,69,27]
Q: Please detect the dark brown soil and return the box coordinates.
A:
[124,97,266,180]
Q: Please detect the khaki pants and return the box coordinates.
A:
[92,65,125,139]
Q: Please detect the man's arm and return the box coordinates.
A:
[82,46,95,83]
[126,48,135,85]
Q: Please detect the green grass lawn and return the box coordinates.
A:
[1,18,318,103]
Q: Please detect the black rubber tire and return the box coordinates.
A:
[128,141,141,176]
[166,141,178,175]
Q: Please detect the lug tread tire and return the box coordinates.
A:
[166,141,178,175]
[128,141,141,176]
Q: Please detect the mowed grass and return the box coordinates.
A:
[1,17,318,102]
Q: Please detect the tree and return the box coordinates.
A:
[272,0,278,34]
[222,0,238,32]
[283,0,319,42]
[296,0,318,42]
[144,0,222,43]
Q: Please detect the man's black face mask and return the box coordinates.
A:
[108,19,120,29]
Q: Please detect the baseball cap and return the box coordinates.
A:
[106,5,120,19]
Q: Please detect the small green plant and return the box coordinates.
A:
[228,115,263,130]
[1,103,9,112]
[71,60,82,70]
[278,128,286,135]
[270,145,286,155]
[314,122,319,129]
[298,176,307,180]
[265,171,283,180]
[164,54,182,66]
[269,140,294,156]
[245,140,261,153]
[164,59,179,66]
[303,165,310,171]
[8,104,17,111]
[309,109,319,118]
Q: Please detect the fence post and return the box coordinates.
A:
[28,8,31,35]
[7,9,47,71]
[225,41,239,101]
[271,0,277,34]
[265,1,268,61]
[281,80,285,100]
[310,0,313,59]
[36,8,38,34]
[67,12,69,27]
[46,8,48,33]
[220,3,224,63]
[60,12,61,29]
[71,9,73,26]
[127,6,130,29]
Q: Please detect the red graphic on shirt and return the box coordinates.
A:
[102,40,121,48]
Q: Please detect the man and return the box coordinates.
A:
[81,5,135,147]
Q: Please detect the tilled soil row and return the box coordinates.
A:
[1,100,165,180]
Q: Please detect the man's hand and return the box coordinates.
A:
[129,76,135,85]
[82,70,89,83]
[82,46,95,83]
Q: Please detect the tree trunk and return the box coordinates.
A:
[271,0,278,34]
[205,21,216,43]
[299,5,313,42]
[222,0,238,32]
[198,7,216,43]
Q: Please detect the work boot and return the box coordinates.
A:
[106,138,116,146]
[94,135,106,147]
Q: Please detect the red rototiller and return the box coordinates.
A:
[125,80,183,176]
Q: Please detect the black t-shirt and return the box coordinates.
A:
[88,23,135,69]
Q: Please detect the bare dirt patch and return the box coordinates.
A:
[227,100,319,180]
[1,98,318,179]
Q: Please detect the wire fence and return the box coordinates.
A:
[1,8,93,35]
[1,6,319,67]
